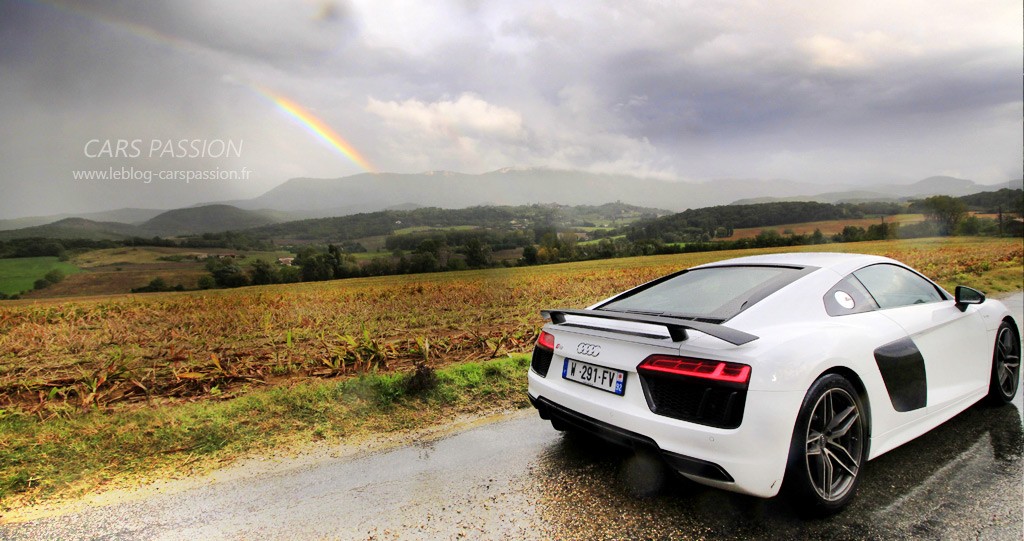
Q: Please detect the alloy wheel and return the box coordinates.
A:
[995,326,1021,398]
[804,387,864,502]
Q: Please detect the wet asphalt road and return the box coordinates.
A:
[2,294,1022,541]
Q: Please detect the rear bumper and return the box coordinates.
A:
[530,394,734,483]
[528,370,805,498]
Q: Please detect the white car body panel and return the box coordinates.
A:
[527,252,1018,499]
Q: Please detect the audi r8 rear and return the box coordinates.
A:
[527,252,1021,514]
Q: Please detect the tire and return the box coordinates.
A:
[985,321,1021,406]
[784,374,868,516]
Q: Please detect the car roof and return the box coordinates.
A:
[693,252,896,276]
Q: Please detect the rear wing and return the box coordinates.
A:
[541,308,759,346]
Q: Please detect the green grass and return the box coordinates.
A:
[0,257,80,295]
[578,234,626,246]
[0,355,531,507]
[350,251,396,261]
[392,225,480,235]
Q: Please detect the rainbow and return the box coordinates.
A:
[20,1,378,174]
[255,87,378,173]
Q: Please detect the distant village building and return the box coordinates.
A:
[277,257,295,266]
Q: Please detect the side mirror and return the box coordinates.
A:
[954,286,985,311]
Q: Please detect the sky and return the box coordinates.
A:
[0,0,1021,218]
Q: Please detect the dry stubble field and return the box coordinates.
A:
[1,237,1020,419]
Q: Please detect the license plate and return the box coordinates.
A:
[562,358,626,395]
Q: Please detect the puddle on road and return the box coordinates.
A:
[526,403,1023,540]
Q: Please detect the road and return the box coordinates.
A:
[2,294,1022,540]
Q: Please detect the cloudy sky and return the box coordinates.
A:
[0,0,1021,218]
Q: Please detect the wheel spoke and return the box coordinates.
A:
[806,430,823,455]
[820,449,833,499]
[1000,365,1013,386]
[827,406,859,438]
[826,442,860,476]
[999,331,1014,351]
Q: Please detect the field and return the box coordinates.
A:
[72,247,291,268]
[0,257,81,296]
[721,214,927,239]
[2,237,1020,418]
[12,247,293,300]
[0,237,1021,504]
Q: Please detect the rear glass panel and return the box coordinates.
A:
[599,265,811,322]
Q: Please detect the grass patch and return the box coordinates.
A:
[0,355,531,508]
[349,251,397,262]
[722,214,927,240]
[0,257,80,295]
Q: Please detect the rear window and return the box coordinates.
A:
[599,265,812,322]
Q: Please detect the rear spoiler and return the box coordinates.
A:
[541,308,759,346]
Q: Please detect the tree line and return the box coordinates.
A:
[197,191,1022,290]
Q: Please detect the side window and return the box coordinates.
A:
[824,274,879,316]
[852,264,945,309]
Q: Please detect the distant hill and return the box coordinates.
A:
[732,191,897,205]
[0,218,141,241]
[223,169,821,215]
[732,176,1013,205]
[623,201,863,242]
[223,169,1017,217]
[628,187,1024,243]
[247,202,668,243]
[958,188,1024,214]
[0,208,165,231]
[140,205,285,236]
[0,205,286,240]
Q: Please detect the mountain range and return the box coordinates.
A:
[225,170,1019,215]
[0,169,1019,238]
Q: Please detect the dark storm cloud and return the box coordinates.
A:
[0,0,1020,218]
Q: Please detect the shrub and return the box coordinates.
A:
[404,361,438,395]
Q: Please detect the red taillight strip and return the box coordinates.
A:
[637,355,751,384]
[537,330,556,350]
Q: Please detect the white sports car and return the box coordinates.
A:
[527,252,1021,513]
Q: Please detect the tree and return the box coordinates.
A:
[834,226,866,243]
[275,266,298,283]
[43,269,65,284]
[249,259,279,285]
[521,245,539,265]
[408,252,439,273]
[300,253,335,282]
[206,258,250,288]
[463,238,491,268]
[866,222,898,241]
[921,195,967,236]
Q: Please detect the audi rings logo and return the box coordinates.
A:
[576,343,601,357]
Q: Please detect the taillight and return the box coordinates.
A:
[537,330,555,350]
[637,355,751,385]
